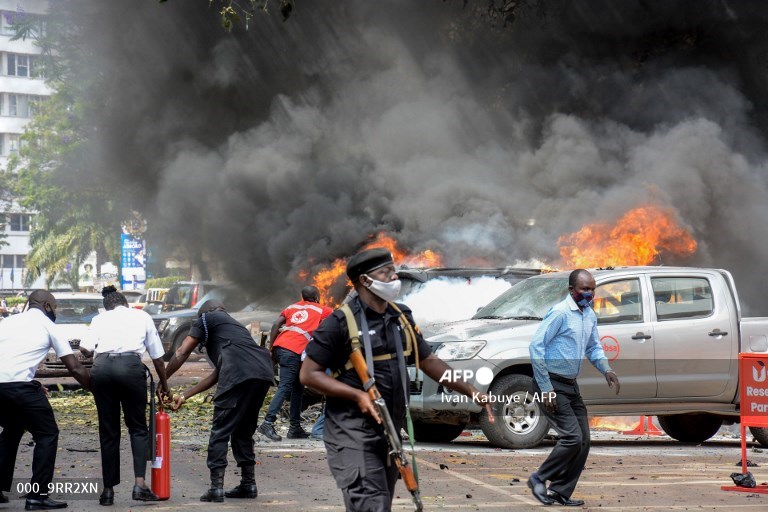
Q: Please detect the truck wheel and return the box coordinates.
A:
[658,414,722,443]
[412,421,467,443]
[749,426,768,447]
[479,374,550,449]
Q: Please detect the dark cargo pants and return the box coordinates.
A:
[326,440,399,512]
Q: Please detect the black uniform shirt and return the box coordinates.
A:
[305,298,431,449]
[189,310,274,407]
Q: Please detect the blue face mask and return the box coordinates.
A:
[574,292,594,308]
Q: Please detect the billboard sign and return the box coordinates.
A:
[120,233,146,290]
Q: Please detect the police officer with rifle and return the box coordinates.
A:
[301,248,493,512]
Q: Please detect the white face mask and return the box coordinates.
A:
[364,275,402,302]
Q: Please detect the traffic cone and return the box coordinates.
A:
[623,415,663,436]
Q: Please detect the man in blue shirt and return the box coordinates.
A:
[527,269,620,506]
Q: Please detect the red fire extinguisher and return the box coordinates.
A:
[152,406,171,499]
[148,374,171,500]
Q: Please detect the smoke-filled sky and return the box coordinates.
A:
[58,1,768,311]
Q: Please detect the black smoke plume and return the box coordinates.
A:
[53,1,768,312]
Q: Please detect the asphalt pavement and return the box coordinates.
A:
[6,362,767,511]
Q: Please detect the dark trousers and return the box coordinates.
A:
[534,378,590,499]
[0,381,59,497]
[326,440,399,512]
[208,379,270,471]
[263,347,304,428]
[91,354,149,488]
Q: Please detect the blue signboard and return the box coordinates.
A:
[120,234,146,290]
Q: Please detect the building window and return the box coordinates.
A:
[9,213,31,231]
[1,254,14,268]
[0,11,16,36]
[7,94,30,117]
[7,53,36,77]
[7,134,19,154]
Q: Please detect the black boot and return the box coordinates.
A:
[224,465,257,499]
[200,469,225,503]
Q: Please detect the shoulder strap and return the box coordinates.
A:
[333,301,422,378]
[388,302,420,373]
[339,304,360,351]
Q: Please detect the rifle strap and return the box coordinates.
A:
[406,408,419,482]
[391,320,420,485]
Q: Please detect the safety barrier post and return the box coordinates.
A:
[721,353,768,494]
[622,415,663,436]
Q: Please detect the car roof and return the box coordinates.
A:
[532,266,722,279]
[52,292,103,300]
[396,267,543,283]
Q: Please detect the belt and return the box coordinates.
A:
[548,372,577,385]
[97,352,140,358]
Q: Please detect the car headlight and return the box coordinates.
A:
[433,341,486,361]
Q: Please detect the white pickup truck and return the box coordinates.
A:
[408,266,768,448]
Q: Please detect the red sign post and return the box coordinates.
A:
[722,353,768,493]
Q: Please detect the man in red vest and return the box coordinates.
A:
[258,286,332,441]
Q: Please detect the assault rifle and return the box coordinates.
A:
[349,347,423,511]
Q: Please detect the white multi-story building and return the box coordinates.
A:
[0,0,49,291]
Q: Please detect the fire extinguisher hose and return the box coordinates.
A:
[145,365,156,462]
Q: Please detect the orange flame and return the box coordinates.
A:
[306,233,444,306]
[589,417,639,431]
[558,206,697,268]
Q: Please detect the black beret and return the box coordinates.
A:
[346,248,394,281]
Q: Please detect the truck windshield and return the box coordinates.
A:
[473,277,568,320]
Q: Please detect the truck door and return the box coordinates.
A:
[651,274,735,398]
[578,278,657,400]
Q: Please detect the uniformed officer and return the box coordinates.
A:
[0,290,91,511]
[300,248,493,512]
[79,285,170,506]
[165,300,274,503]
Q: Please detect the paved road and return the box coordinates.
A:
[6,364,767,511]
[4,428,767,511]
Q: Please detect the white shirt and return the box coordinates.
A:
[0,308,74,383]
[81,306,164,360]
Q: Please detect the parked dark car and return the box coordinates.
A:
[153,285,266,359]
[161,281,222,312]
[34,293,102,378]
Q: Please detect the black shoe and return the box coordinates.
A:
[200,488,224,502]
[547,490,584,507]
[0,491,8,503]
[224,483,257,499]
[527,473,554,506]
[99,488,114,506]
[258,422,282,441]
[287,428,310,439]
[131,485,159,501]
[24,496,68,510]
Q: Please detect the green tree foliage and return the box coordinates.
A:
[145,275,185,289]
[160,0,294,30]
[7,11,124,290]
